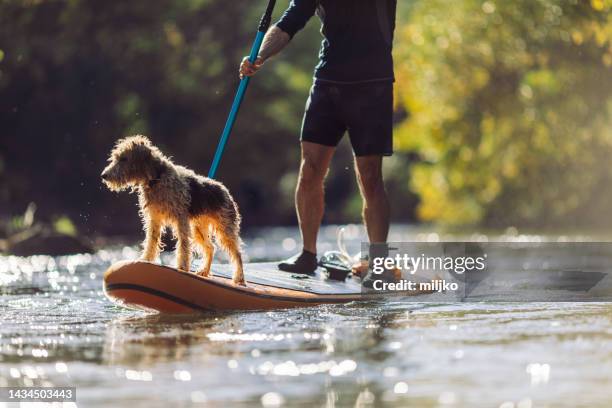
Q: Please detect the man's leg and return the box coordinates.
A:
[297,141,335,253]
[354,155,398,287]
[341,82,394,285]
[354,155,390,244]
[279,81,345,274]
[278,141,335,274]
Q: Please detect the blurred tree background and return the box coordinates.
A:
[395,0,612,227]
[0,0,610,239]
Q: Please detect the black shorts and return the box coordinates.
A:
[300,81,394,156]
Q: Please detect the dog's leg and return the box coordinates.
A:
[217,223,245,286]
[194,221,214,277]
[176,217,192,272]
[142,214,163,262]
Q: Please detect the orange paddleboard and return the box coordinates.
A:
[104,260,402,313]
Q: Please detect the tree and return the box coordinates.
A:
[394,0,612,227]
[0,0,322,233]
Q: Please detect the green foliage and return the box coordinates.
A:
[1,0,610,232]
[0,0,322,231]
[5,203,36,235]
[395,0,612,227]
[54,216,77,237]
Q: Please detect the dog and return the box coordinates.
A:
[101,135,245,285]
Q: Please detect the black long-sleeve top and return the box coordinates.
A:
[275,0,396,84]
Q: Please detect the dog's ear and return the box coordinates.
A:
[132,143,166,181]
[152,156,166,179]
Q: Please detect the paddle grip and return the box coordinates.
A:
[258,0,277,33]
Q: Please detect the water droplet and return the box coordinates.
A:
[173,370,191,381]
[261,392,285,407]
[394,381,408,394]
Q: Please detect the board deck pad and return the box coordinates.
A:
[208,262,363,295]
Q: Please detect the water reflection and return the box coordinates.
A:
[103,313,232,366]
[1,226,612,406]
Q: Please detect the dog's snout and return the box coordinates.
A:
[101,172,109,180]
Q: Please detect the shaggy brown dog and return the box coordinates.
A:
[101,135,245,285]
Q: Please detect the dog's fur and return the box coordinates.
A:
[101,135,245,285]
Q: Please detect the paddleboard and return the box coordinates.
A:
[103,260,427,313]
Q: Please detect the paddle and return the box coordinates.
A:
[208,0,277,179]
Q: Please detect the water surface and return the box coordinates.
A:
[1,226,611,407]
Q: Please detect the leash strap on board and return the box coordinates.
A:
[208,0,277,179]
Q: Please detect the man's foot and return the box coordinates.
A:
[361,267,401,289]
[351,259,369,278]
[278,250,318,275]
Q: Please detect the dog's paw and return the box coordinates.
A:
[233,278,247,287]
[196,270,210,278]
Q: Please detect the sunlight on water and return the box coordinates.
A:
[0,226,611,407]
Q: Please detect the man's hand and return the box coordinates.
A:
[239,56,264,79]
[237,26,291,79]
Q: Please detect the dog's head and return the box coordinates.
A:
[101,135,164,191]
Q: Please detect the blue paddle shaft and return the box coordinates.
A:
[208,31,265,179]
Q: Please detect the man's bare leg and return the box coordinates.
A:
[278,141,335,274]
[354,155,390,243]
[297,141,335,253]
[353,155,394,284]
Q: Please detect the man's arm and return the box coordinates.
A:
[240,27,290,78]
[239,0,317,78]
[259,26,292,61]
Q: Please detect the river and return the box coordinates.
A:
[1,225,611,407]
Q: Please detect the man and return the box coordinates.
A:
[240,0,397,284]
